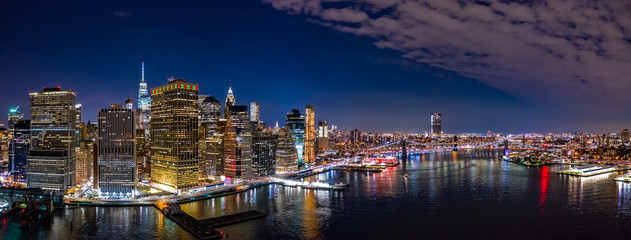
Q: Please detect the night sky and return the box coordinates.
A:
[2,1,630,133]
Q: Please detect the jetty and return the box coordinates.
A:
[154,201,265,240]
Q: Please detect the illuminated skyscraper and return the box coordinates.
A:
[199,96,223,179]
[8,107,27,176]
[285,109,305,167]
[98,104,137,197]
[76,141,94,185]
[9,119,29,178]
[224,87,235,117]
[275,127,298,173]
[224,105,252,179]
[250,102,260,123]
[27,87,77,191]
[150,78,199,194]
[431,113,442,138]
[138,62,151,130]
[8,107,23,130]
[304,105,315,166]
[252,129,276,177]
[200,96,221,133]
[622,129,630,146]
[317,121,329,152]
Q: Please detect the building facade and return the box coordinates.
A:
[27,87,77,191]
[98,105,136,197]
[138,62,151,131]
[275,127,299,173]
[9,119,30,178]
[286,109,305,167]
[150,79,199,194]
[304,105,315,166]
[252,129,276,177]
[431,113,442,138]
[224,105,252,179]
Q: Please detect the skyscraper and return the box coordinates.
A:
[224,105,252,179]
[622,129,630,146]
[98,104,136,197]
[8,107,26,176]
[431,113,442,138]
[150,78,199,194]
[252,129,276,177]
[250,102,260,124]
[27,87,77,191]
[286,109,305,167]
[8,107,23,130]
[224,87,235,117]
[199,96,223,179]
[304,105,315,166]
[138,62,151,130]
[200,96,221,132]
[317,121,329,152]
[76,141,94,185]
[9,119,29,178]
[275,127,298,173]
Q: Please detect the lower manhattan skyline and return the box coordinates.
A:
[1,1,630,133]
[2,1,631,240]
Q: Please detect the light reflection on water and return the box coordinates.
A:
[2,150,631,239]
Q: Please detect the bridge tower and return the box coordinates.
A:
[401,139,407,161]
[504,139,509,156]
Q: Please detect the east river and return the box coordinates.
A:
[2,150,631,239]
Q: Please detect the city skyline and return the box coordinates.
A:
[2,1,631,134]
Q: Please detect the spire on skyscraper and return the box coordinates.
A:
[141,62,145,83]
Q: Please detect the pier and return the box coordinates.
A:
[154,201,266,240]
[558,166,619,177]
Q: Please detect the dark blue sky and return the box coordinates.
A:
[2,1,630,133]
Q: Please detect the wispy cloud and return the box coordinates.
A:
[263,0,631,106]
[113,10,133,18]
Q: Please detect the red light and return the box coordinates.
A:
[220,231,223,235]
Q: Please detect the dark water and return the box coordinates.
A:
[2,150,631,239]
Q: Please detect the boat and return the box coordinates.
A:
[65,203,80,209]
[614,173,631,182]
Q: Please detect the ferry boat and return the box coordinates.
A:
[363,156,399,167]
[614,173,631,182]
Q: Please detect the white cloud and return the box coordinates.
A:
[263,0,631,106]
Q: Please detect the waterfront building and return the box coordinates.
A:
[98,104,136,197]
[275,127,299,173]
[9,119,29,178]
[76,141,94,185]
[317,121,329,152]
[252,129,276,177]
[138,62,151,130]
[224,106,252,179]
[286,109,305,167]
[27,87,77,191]
[0,126,8,166]
[431,113,442,138]
[150,78,199,194]
[304,105,315,166]
[250,102,260,124]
